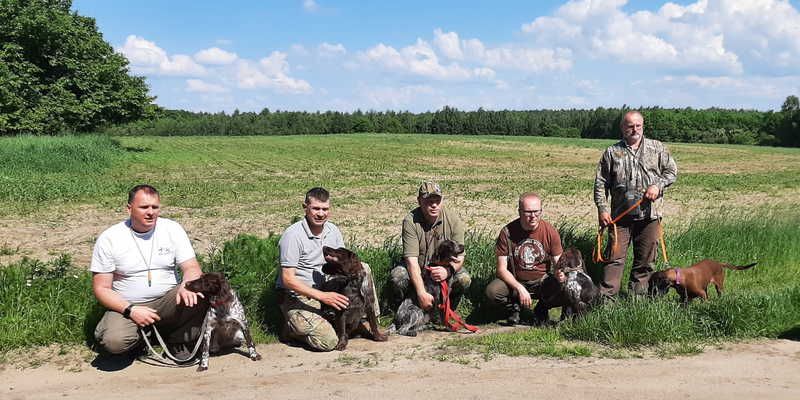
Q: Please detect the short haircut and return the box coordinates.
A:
[620,110,644,128]
[127,184,160,204]
[304,187,330,204]
[518,192,541,209]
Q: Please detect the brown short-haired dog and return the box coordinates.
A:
[649,259,757,302]
[320,246,387,350]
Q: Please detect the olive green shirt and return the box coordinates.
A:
[594,138,678,220]
[401,206,465,266]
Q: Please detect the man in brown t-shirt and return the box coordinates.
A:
[485,192,563,325]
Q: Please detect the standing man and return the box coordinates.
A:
[92,185,206,357]
[594,110,678,296]
[277,187,380,351]
[486,193,563,325]
[389,181,471,315]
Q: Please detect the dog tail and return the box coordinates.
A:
[724,262,757,271]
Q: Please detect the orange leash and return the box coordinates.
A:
[593,198,669,264]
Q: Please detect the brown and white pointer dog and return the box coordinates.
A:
[649,259,757,302]
[320,246,387,350]
[534,247,599,323]
[184,272,261,371]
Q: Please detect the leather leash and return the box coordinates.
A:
[593,198,669,264]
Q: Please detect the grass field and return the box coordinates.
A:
[1,134,799,357]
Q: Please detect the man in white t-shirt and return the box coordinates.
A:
[91,184,206,356]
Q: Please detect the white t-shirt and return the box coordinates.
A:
[90,217,196,303]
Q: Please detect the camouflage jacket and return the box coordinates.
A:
[594,138,677,220]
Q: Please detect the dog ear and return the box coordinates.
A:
[217,274,234,304]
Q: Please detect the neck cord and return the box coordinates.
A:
[130,223,156,287]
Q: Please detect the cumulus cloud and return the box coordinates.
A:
[358,84,438,109]
[303,0,319,12]
[236,51,312,93]
[318,42,346,57]
[522,0,800,75]
[186,79,228,93]
[194,47,238,65]
[359,30,571,81]
[118,35,206,76]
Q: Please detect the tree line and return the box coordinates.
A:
[105,101,800,147]
[2,1,799,147]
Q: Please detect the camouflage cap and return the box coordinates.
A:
[418,181,442,198]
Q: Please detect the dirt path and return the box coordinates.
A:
[2,332,799,400]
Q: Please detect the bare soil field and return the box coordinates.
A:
[2,329,799,400]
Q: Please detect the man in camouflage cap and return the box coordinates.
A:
[594,110,678,297]
[389,181,471,318]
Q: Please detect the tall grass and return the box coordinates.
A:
[0,135,129,209]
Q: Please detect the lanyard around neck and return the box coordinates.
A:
[129,225,156,287]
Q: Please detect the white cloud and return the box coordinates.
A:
[318,42,346,57]
[521,0,800,75]
[236,52,312,94]
[118,35,206,76]
[303,0,319,12]
[194,47,238,65]
[360,40,473,80]
[358,84,438,109]
[433,28,464,60]
[186,79,228,93]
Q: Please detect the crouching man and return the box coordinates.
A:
[91,185,207,357]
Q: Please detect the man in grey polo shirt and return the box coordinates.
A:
[276,187,365,351]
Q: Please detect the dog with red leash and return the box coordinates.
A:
[649,259,757,302]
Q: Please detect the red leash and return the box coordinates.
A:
[427,266,478,333]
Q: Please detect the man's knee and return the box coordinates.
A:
[390,266,409,290]
[485,279,510,305]
[452,269,471,292]
[286,310,338,352]
[94,311,140,355]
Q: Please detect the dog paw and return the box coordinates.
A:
[373,333,388,342]
[196,365,208,372]
[251,353,262,361]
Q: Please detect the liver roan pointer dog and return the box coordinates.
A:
[649,259,757,302]
[320,246,387,350]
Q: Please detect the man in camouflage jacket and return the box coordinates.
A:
[594,110,678,296]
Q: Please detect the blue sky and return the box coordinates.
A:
[72,0,800,113]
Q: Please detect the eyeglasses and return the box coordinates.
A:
[519,209,542,216]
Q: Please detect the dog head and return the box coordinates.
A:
[322,246,364,278]
[430,239,464,266]
[553,247,585,275]
[185,272,233,304]
[648,271,673,297]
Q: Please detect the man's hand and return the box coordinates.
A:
[319,291,350,311]
[644,185,660,201]
[428,266,449,282]
[417,290,434,310]
[555,270,566,283]
[598,211,612,227]
[130,306,161,327]
[515,284,532,308]
[176,284,204,306]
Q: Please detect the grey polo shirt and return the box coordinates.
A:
[276,217,345,291]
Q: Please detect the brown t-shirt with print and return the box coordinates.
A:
[495,219,563,282]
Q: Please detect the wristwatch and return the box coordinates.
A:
[122,304,134,319]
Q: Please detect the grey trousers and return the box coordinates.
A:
[94,286,208,355]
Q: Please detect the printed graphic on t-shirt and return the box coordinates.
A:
[513,239,546,271]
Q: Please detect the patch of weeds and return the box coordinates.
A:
[654,342,705,358]
[0,243,20,256]
[334,352,380,368]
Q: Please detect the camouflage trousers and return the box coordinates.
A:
[278,263,380,352]
[388,265,472,312]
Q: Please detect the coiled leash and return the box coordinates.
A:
[138,317,207,367]
[426,266,478,333]
[592,198,669,265]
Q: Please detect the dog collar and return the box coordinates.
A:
[675,268,682,285]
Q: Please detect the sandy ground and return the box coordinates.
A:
[2,330,799,400]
